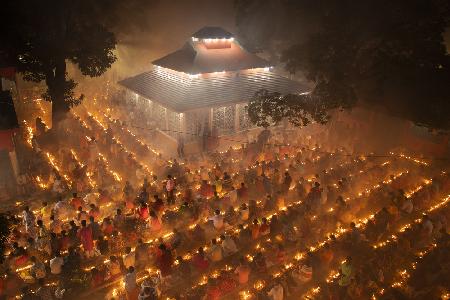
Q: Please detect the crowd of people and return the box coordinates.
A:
[0,99,448,300]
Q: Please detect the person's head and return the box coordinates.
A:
[350,222,356,229]
[24,206,30,212]
[253,219,258,225]
[159,243,166,251]
[198,247,204,255]
[54,251,61,257]
[128,266,134,273]
[167,174,172,179]
[30,256,37,263]
[125,246,131,254]
[73,192,77,197]
[81,220,87,227]
[138,238,143,245]
[220,234,226,241]
[211,238,217,245]
[50,215,55,221]
[89,216,95,223]
[262,217,268,224]
[37,219,43,227]
[90,203,95,209]
[215,209,220,215]
[116,208,122,215]
[150,210,156,218]
[241,203,247,210]
[78,206,83,212]
[239,257,247,265]
[42,201,47,207]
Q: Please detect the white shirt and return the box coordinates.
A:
[222,237,238,256]
[54,201,69,219]
[125,271,137,292]
[209,214,224,230]
[50,256,64,274]
[123,252,135,269]
[268,284,284,300]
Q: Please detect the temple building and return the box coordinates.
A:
[119,26,307,148]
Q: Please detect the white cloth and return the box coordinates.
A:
[268,284,284,300]
[123,252,136,269]
[222,237,238,256]
[209,215,224,230]
[50,256,64,274]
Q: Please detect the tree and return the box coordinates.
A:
[0,0,117,124]
[237,0,450,131]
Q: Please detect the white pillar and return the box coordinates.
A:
[234,104,240,133]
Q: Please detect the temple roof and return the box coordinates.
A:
[119,67,308,112]
[192,26,233,39]
[152,27,269,74]
[120,26,309,112]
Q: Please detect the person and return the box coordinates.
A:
[166,175,175,205]
[138,286,157,300]
[36,219,51,255]
[422,215,434,236]
[102,218,114,237]
[35,278,54,300]
[235,257,251,285]
[237,182,248,202]
[77,220,94,258]
[221,234,238,256]
[268,283,284,300]
[70,192,82,210]
[293,258,313,285]
[77,206,89,224]
[50,251,64,275]
[135,239,150,267]
[88,202,99,218]
[339,256,353,287]
[138,202,149,221]
[49,215,62,235]
[209,209,224,231]
[88,216,101,241]
[239,203,249,221]
[107,256,122,280]
[260,217,270,236]
[113,208,125,230]
[156,244,173,277]
[148,210,162,232]
[30,256,46,280]
[208,239,223,262]
[123,246,136,269]
[251,219,260,240]
[39,201,52,223]
[22,206,36,238]
[97,235,109,256]
[400,197,413,214]
[192,247,209,272]
[125,266,139,300]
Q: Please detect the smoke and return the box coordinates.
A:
[71,0,236,97]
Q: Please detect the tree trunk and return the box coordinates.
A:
[50,59,69,127]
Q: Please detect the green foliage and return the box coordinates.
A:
[238,0,450,131]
